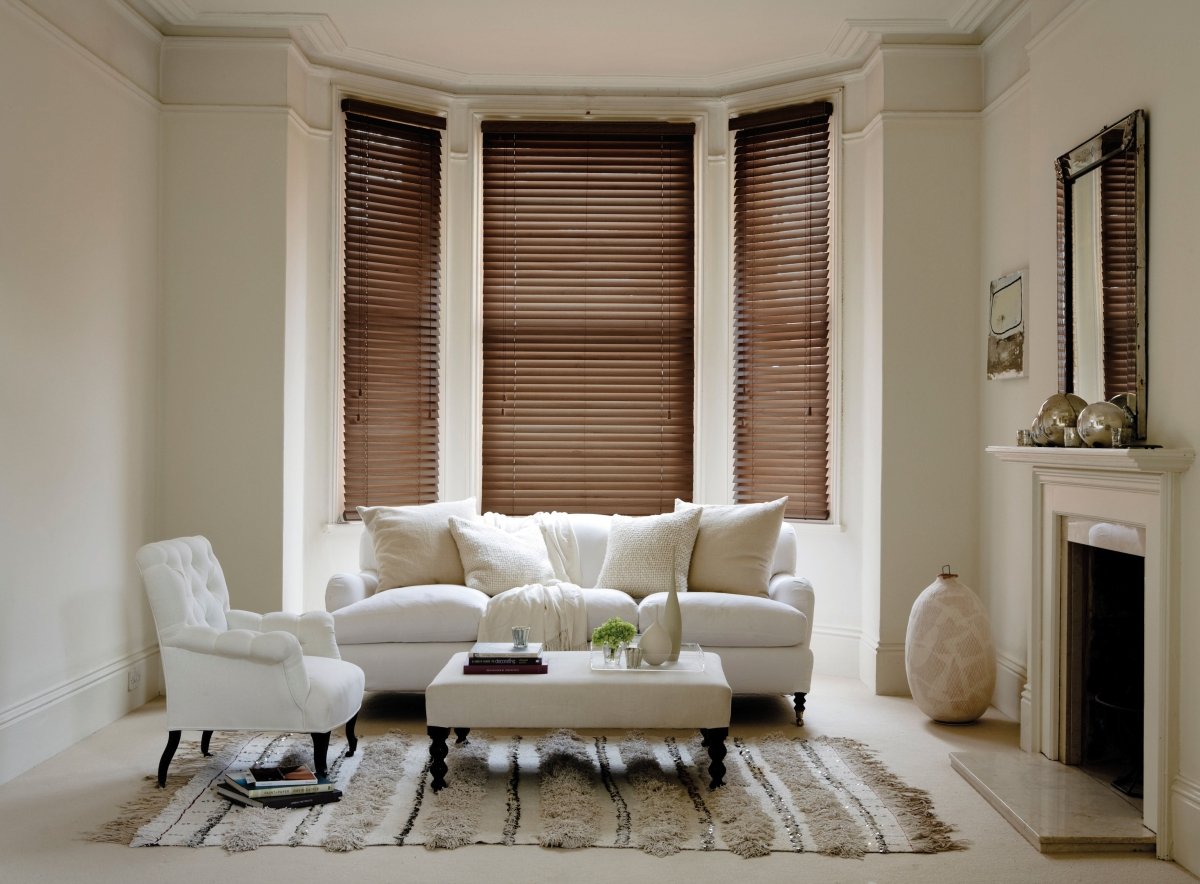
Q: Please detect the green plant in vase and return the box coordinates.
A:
[591,617,636,665]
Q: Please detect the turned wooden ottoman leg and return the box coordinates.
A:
[700,727,729,789]
[794,692,807,726]
[428,726,451,792]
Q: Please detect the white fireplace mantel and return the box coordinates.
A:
[987,444,1193,858]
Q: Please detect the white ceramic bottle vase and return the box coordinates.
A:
[664,584,682,662]
[639,618,672,666]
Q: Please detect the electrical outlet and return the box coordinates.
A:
[127,667,142,692]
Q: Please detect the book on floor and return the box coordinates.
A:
[215,785,343,809]
[245,763,318,787]
[222,772,335,798]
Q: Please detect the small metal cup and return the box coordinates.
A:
[1017,429,1033,446]
[1111,427,1130,448]
[624,647,644,669]
[512,625,531,649]
[1063,427,1082,448]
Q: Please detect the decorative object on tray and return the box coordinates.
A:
[904,566,996,724]
[101,729,963,857]
[465,640,545,674]
[638,618,672,666]
[1077,399,1134,448]
[590,617,636,667]
[664,579,682,662]
[1035,392,1087,446]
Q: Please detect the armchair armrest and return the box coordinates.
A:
[326,570,380,613]
[226,610,341,660]
[768,574,815,643]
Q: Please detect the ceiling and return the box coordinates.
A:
[127,0,1020,94]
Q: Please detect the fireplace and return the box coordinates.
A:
[988,445,1193,859]
[1062,523,1144,797]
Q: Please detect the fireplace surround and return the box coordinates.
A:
[989,446,1193,857]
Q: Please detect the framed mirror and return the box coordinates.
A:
[1056,109,1147,440]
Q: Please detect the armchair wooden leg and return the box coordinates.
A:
[157,730,181,788]
[200,730,213,756]
[794,692,807,726]
[311,731,331,778]
[345,714,359,757]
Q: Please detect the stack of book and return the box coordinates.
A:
[464,641,547,674]
[215,763,342,809]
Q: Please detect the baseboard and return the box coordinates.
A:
[1170,775,1200,872]
[857,637,909,696]
[992,651,1026,722]
[810,624,860,678]
[0,646,162,786]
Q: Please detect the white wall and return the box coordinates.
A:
[0,0,162,784]
[977,0,1200,868]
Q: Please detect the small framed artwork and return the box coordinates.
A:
[987,269,1026,379]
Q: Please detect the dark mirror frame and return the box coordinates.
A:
[1056,109,1148,440]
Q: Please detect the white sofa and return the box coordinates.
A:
[326,513,814,723]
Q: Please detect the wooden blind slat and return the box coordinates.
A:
[482,128,694,516]
[732,106,832,521]
[342,108,441,520]
[1100,152,1138,399]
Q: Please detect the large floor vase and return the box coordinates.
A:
[904,568,996,723]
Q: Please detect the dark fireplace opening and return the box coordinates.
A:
[1063,540,1145,797]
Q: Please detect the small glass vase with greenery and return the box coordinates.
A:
[591,617,637,666]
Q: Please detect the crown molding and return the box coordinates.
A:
[128,0,1021,97]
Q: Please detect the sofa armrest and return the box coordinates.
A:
[768,574,815,643]
[326,570,380,613]
[227,609,341,659]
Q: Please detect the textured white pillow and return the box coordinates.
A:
[358,498,478,590]
[595,508,702,599]
[674,497,786,596]
[449,516,556,597]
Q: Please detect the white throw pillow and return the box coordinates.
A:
[674,497,787,596]
[358,498,478,590]
[594,508,702,599]
[449,515,556,597]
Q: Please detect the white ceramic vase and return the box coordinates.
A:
[664,585,682,662]
[639,620,672,666]
[904,568,996,724]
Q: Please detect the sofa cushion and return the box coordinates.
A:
[638,592,807,647]
[595,508,701,599]
[675,497,786,597]
[332,585,489,644]
[580,587,640,633]
[358,498,477,590]
[448,516,555,596]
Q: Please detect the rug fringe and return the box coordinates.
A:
[816,736,968,852]
[536,729,602,848]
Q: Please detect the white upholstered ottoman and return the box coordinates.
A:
[425,650,733,790]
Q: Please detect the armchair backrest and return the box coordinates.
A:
[136,536,230,637]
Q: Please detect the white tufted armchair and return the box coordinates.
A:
[136,536,365,786]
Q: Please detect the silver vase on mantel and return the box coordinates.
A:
[1036,393,1088,446]
[1077,401,1133,448]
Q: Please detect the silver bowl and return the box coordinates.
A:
[1077,401,1133,448]
[1036,393,1088,446]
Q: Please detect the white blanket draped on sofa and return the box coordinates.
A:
[477,511,588,650]
[477,582,588,650]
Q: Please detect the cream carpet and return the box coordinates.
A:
[95,729,960,857]
[4,676,1196,883]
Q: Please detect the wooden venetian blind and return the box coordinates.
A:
[341,99,444,519]
[1099,151,1138,399]
[731,102,833,521]
[481,121,696,516]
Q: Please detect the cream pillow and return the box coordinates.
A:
[358,498,478,590]
[449,516,555,597]
[674,497,787,596]
[594,508,702,599]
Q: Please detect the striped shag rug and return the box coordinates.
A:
[91,729,964,857]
